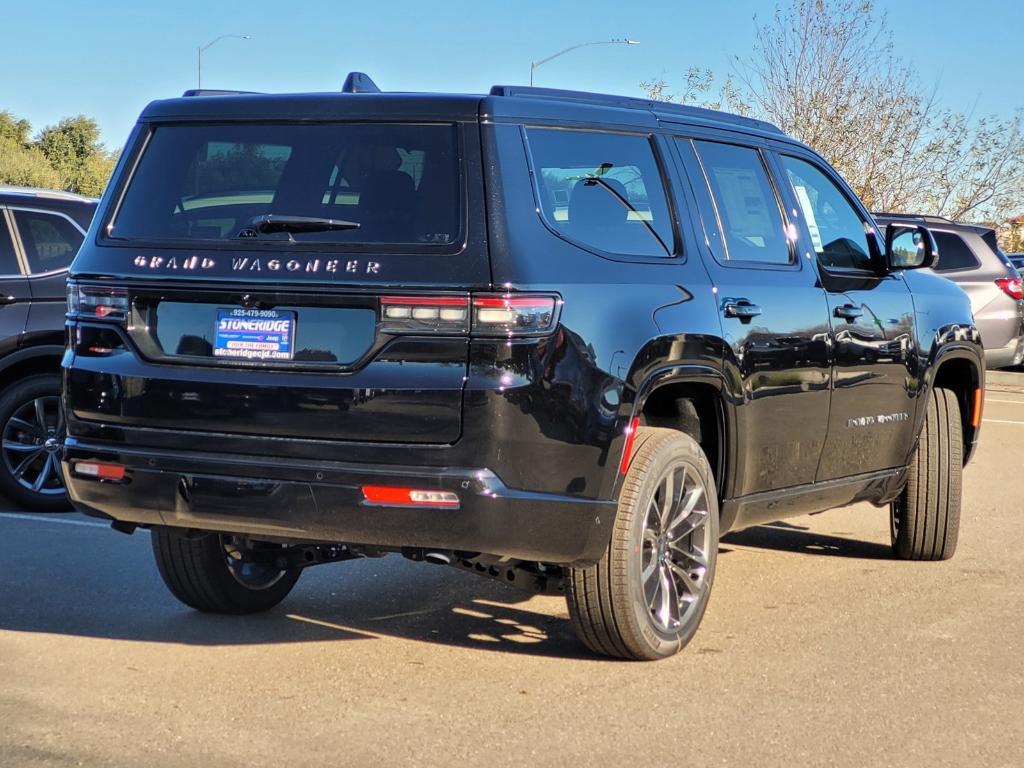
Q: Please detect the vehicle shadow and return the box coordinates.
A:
[722,521,894,559]
[0,517,593,658]
[0,513,890,658]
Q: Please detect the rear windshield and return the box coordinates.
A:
[109,123,461,246]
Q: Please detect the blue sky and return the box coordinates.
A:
[2,0,1021,149]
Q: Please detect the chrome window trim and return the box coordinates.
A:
[0,207,30,276]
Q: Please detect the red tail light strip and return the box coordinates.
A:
[618,417,641,475]
[380,297,470,307]
[472,297,556,308]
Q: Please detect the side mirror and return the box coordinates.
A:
[885,223,939,271]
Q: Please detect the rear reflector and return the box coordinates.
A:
[361,485,460,508]
[471,294,559,336]
[996,277,1023,300]
[619,417,641,475]
[74,461,127,481]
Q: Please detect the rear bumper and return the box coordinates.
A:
[63,439,615,566]
[984,335,1024,369]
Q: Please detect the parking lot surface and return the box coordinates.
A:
[1,390,1022,767]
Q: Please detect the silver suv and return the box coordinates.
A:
[874,214,1024,369]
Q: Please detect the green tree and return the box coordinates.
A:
[0,111,32,145]
[35,115,117,195]
[0,137,62,189]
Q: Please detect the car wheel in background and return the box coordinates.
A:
[0,374,71,512]
[151,528,302,614]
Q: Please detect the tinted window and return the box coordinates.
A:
[981,230,1014,267]
[111,123,460,246]
[932,232,979,271]
[780,156,873,271]
[527,128,674,258]
[12,210,84,273]
[693,141,790,264]
[0,217,21,274]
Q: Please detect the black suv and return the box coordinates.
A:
[63,77,983,660]
[0,186,96,510]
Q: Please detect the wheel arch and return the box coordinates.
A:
[617,365,732,503]
[0,344,65,392]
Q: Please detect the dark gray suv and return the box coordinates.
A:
[0,186,97,509]
[874,214,1024,369]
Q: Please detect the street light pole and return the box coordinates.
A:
[530,38,638,86]
[197,34,252,89]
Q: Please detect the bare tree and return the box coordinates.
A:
[642,0,1024,227]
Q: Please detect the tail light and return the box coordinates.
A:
[471,294,559,336]
[362,485,460,508]
[67,284,130,322]
[996,277,1023,300]
[379,296,470,334]
[380,293,560,336]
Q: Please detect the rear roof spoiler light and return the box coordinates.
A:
[379,294,561,336]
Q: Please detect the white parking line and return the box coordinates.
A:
[983,419,1024,426]
[0,513,109,529]
[985,398,1024,405]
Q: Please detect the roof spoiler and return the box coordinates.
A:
[342,72,381,93]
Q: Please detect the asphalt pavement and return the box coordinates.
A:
[1,388,1022,767]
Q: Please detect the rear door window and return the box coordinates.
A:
[12,209,85,273]
[931,232,979,271]
[692,141,791,265]
[110,123,461,247]
[526,128,675,258]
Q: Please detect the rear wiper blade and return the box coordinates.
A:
[240,215,361,238]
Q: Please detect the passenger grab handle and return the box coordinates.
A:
[721,299,763,323]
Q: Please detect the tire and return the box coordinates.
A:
[151,528,302,614]
[890,387,962,561]
[0,374,71,512]
[566,427,719,660]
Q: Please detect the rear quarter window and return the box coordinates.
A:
[931,232,980,272]
[525,128,675,258]
[109,122,461,248]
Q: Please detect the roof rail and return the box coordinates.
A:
[342,72,381,93]
[0,185,97,202]
[872,212,956,225]
[488,84,783,134]
[181,89,261,98]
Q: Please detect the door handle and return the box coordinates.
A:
[834,304,864,322]
[0,296,18,306]
[721,299,763,323]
